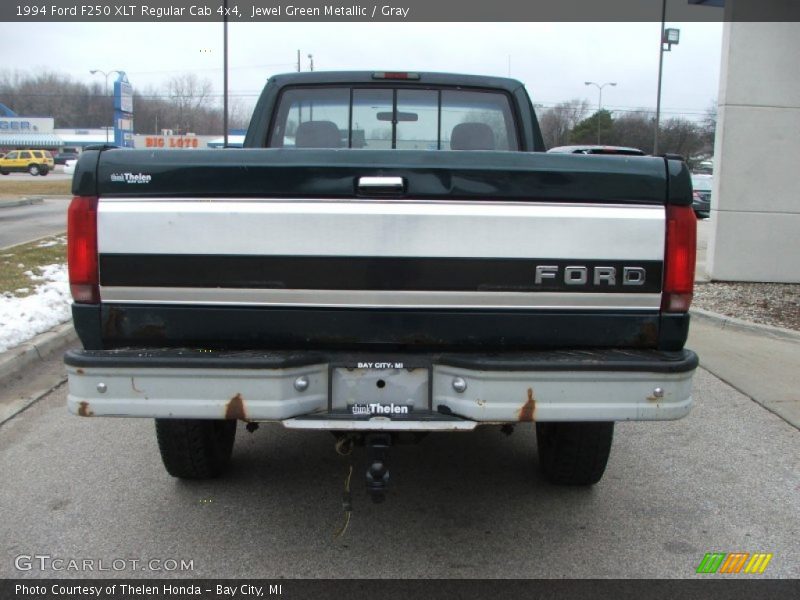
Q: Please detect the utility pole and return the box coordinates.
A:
[297,50,301,72]
[223,0,229,147]
[308,54,314,71]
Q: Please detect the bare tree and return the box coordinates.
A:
[132,86,172,134]
[659,117,705,159]
[227,96,255,130]
[538,99,590,148]
[166,73,216,134]
[0,70,109,127]
[0,70,247,136]
[606,110,655,151]
[700,101,717,156]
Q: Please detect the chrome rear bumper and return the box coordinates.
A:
[65,349,697,429]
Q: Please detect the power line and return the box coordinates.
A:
[126,62,297,75]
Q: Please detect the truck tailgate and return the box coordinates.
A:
[71,148,690,351]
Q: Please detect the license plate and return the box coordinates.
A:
[331,362,429,415]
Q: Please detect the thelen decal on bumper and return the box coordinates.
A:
[351,403,411,416]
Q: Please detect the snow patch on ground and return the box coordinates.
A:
[0,263,71,352]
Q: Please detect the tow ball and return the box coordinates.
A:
[365,433,391,503]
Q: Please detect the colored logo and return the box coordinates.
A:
[696,552,773,574]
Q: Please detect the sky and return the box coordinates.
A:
[0,21,723,122]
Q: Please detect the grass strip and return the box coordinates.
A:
[0,179,72,198]
[0,235,67,298]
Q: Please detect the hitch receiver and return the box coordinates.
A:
[365,433,391,503]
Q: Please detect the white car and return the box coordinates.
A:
[63,159,77,176]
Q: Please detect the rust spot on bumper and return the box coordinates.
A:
[225,393,247,420]
[635,321,659,346]
[518,388,536,422]
[77,401,93,417]
[75,368,85,375]
[102,306,124,338]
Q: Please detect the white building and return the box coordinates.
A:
[707,3,800,282]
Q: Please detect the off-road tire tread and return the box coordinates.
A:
[155,419,236,479]
[536,421,613,485]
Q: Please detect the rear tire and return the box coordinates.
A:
[155,418,237,479]
[28,164,40,176]
[39,166,49,176]
[0,170,8,175]
[536,421,613,485]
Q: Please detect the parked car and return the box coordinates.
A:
[691,173,712,218]
[548,145,647,156]
[63,158,77,176]
[54,149,80,165]
[693,159,713,174]
[0,149,53,176]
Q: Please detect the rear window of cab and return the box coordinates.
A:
[268,86,519,151]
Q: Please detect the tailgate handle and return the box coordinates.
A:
[357,176,405,194]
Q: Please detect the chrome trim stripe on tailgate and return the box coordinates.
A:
[99,287,662,310]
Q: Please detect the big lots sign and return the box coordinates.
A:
[144,136,201,149]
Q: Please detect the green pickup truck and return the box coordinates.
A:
[64,71,698,501]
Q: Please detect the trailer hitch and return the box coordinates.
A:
[365,433,391,503]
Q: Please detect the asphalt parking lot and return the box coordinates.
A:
[0,198,69,248]
[0,354,797,579]
[0,190,796,581]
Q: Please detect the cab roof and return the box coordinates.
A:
[265,71,526,93]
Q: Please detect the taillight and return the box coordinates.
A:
[662,204,696,312]
[67,196,99,304]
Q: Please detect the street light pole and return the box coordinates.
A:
[654,0,667,155]
[584,81,617,144]
[654,0,680,155]
[89,69,122,143]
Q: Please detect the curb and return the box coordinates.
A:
[0,197,44,209]
[690,307,800,343]
[0,321,77,389]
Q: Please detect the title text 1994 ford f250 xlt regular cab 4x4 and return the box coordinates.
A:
[65,71,697,502]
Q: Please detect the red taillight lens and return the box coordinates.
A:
[662,204,696,312]
[67,196,99,304]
